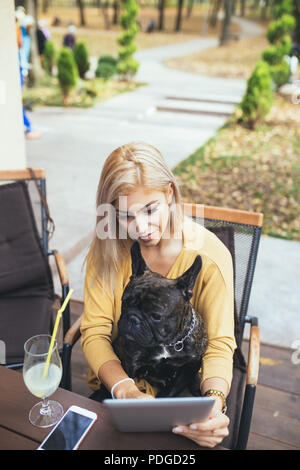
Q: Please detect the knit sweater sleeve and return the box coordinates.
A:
[193,253,236,390]
[80,260,121,381]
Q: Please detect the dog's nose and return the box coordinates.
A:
[151,313,162,322]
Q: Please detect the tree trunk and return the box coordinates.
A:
[186,0,194,19]
[232,0,236,15]
[77,0,86,27]
[261,0,270,19]
[209,0,222,28]
[42,0,50,13]
[113,0,120,25]
[240,0,246,17]
[220,0,233,45]
[175,0,184,32]
[294,0,300,45]
[158,0,166,31]
[98,1,111,30]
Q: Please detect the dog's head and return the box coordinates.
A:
[118,241,202,347]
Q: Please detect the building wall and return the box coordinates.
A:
[0,0,27,170]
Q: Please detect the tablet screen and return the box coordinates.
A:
[103,397,215,432]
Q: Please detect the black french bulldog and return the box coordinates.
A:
[114,241,208,398]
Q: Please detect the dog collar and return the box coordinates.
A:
[165,308,196,352]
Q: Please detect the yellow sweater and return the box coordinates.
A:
[80,216,236,395]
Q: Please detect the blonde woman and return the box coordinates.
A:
[81,142,236,448]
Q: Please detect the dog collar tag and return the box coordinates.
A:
[174,341,184,352]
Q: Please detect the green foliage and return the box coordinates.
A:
[240,61,274,129]
[262,45,283,65]
[57,47,78,100]
[73,41,90,79]
[262,10,295,90]
[95,55,118,80]
[269,60,291,88]
[117,24,139,46]
[118,43,138,60]
[117,0,140,80]
[266,15,296,44]
[116,57,139,77]
[43,40,56,76]
[98,55,118,67]
[272,0,293,19]
[96,63,116,80]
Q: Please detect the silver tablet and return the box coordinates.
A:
[103,397,215,432]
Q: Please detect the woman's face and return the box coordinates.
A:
[115,185,173,246]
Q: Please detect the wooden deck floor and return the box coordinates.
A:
[67,300,300,450]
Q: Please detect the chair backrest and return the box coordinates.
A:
[182,203,263,347]
[0,169,51,255]
[0,170,55,366]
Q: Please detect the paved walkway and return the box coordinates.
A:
[25,18,300,348]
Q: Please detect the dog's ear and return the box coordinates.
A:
[131,240,149,277]
[176,255,202,301]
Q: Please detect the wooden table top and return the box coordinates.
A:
[0,366,224,451]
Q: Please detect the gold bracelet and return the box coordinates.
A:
[204,389,227,413]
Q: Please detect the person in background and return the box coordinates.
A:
[15,8,42,140]
[36,22,47,59]
[63,25,77,50]
[38,19,51,41]
[21,14,34,73]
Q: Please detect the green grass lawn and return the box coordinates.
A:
[22,74,145,108]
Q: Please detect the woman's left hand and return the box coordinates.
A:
[172,400,229,448]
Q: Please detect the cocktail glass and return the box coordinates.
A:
[23,334,63,428]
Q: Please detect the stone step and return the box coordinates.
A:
[155,98,236,118]
[164,93,242,106]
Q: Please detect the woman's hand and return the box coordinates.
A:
[172,399,229,448]
[114,379,154,400]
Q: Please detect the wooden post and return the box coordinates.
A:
[0,0,26,170]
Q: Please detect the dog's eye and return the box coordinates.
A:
[151,313,161,322]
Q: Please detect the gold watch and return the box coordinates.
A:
[204,389,227,414]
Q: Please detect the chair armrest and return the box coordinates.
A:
[236,316,260,449]
[245,317,260,386]
[64,315,82,347]
[51,250,69,286]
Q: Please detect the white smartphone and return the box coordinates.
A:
[37,405,97,450]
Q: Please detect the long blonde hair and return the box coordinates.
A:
[86,142,183,295]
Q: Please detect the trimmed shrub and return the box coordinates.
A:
[95,55,118,79]
[240,61,274,129]
[98,55,118,67]
[269,59,291,88]
[262,45,283,65]
[96,62,116,80]
[117,0,140,80]
[73,41,90,79]
[272,0,294,19]
[117,57,139,78]
[262,4,296,90]
[266,15,295,44]
[57,47,78,102]
[43,40,56,75]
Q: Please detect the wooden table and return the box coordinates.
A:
[0,367,224,451]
